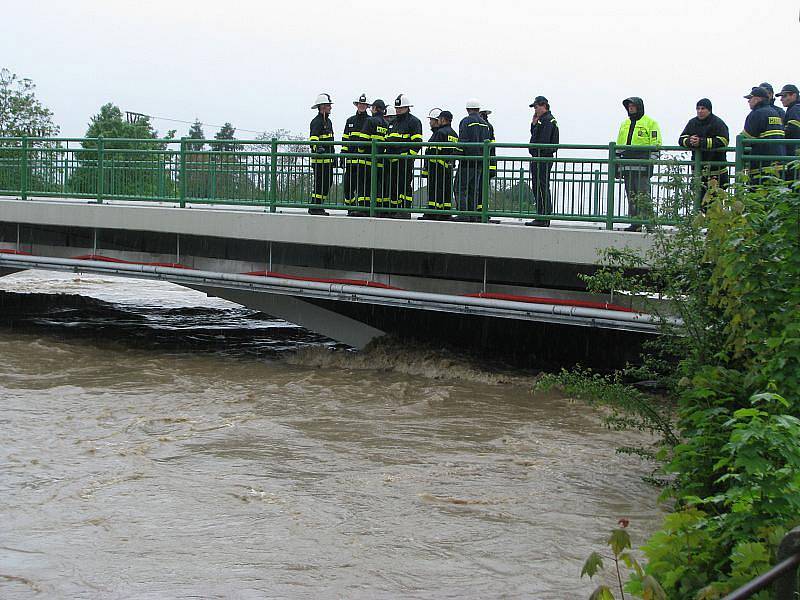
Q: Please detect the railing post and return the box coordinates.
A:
[774,527,800,599]
[97,136,105,204]
[269,138,278,213]
[179,137,187,208]
[734,134,745,184]
[481,140,490,223]
[20,136,28,200]
[606,142,617,230]
[691,148,703,213]
[370,138,378,217]
[593,169,601,215]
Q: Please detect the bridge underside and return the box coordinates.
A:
[0,214,655,368]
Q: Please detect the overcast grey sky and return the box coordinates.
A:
[4,0,797,145]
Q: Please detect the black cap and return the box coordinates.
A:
[371,99,386,110]
[438,110,453,122]
[776,84,799,97]
[529,95,548,107]
[758,82,774,93]
[696,98,712,111]
[744,86,769,99]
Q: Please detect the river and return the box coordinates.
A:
[0,271,665,599]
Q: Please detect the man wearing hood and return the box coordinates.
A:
[678,98,730,212]
[615,97,661,231]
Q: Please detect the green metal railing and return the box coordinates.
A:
[0,136,796,228]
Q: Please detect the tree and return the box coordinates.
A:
[187,119,205,151]
[66,103,175,199]
[210,122,239,152]
[0,68,61,194]
[0,68,59,138]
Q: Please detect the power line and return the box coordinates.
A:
[140,113,271,135]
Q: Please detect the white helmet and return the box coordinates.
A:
[428,108,442,119]
[311,93,334,109]
[385,105,397,117]
[480,108,492,115]
[394,93,413,108]
[353,93,370,106]
[465,98,481,110]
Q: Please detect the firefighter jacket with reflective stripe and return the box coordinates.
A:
[743,102,785,156]
[678,113,730,165]
[529,111,559,157]
[385,111,423,159]
[768,100,786,121]
[783,101,800,148]
[358,114,389,165]
[616,114,662,157]
[423,124,458,173]
[342,111,370,158]
[457,113,491,156]
[309,113,335,163]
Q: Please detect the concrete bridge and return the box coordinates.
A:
[0,194,661,366]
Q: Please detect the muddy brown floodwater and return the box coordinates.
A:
[0,271,665,599]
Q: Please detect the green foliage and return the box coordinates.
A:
[187,119,205,151]
[66,103,175,199]
[566,177,800,598]
[0,68,61,193]
[210,122,240,152]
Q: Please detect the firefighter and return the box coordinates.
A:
[309,93,335,215]
[678,98,730,212]
[776,84,799,181]
[385,105,397,125]
[742,86,785,182]
[354,99,389,214]
[385,94,423,218]
[342,94,371,215]
[615,96,662,231]
[455,99,491,222]
[526,96,559,227]
[759,82,786,120]
[421,109,457,220]
[479,108,497,179]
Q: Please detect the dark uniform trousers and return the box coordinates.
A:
[456,160,483,212]
[621,165,653,218]
[427,163,453,211]
[530,162,553,217]
[312,162,333,205]
[387,157,414,209]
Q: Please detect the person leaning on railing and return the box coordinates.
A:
[741,86,785,184]
[776,83,800,181]
[525,95,559,228]
[309,93,336,216]
[615,96,662,232]
[678,98,730,212]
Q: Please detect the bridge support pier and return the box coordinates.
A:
[191,285,386,350]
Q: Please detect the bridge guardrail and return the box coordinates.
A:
[0,137,796,228]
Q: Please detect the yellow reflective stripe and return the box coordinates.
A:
[311,158,334,163]
[759,130,784,138]
[309,136,320,141]
[468,122,489,127]
[706,138,712,149]
[742,130,755,138]
[421,170,428,176]
[410,134,423,141]
[679,135,690,147]
[716,136,728,145]
[311,193,326,199]
[788,120,800,128]
[489,164,497,170]
[342,133,351,140]
[407,149,419,155]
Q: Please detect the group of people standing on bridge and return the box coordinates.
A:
[307,82,799,230]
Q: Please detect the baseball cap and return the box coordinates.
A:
[776,84,799,97]
[529,96,548,107]
[744,87,769,99]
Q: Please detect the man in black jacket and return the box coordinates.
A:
[759,82,786,120]
[342,94,371,215]
[742,86,785,181]
[678,98,730,212]
[455,99,491,221]
[309,93,335,215]
[525,95,559,227]
[421,110,457,220]
[385,94,423,218]
[355,99,389,213]
[776,84,800,181]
